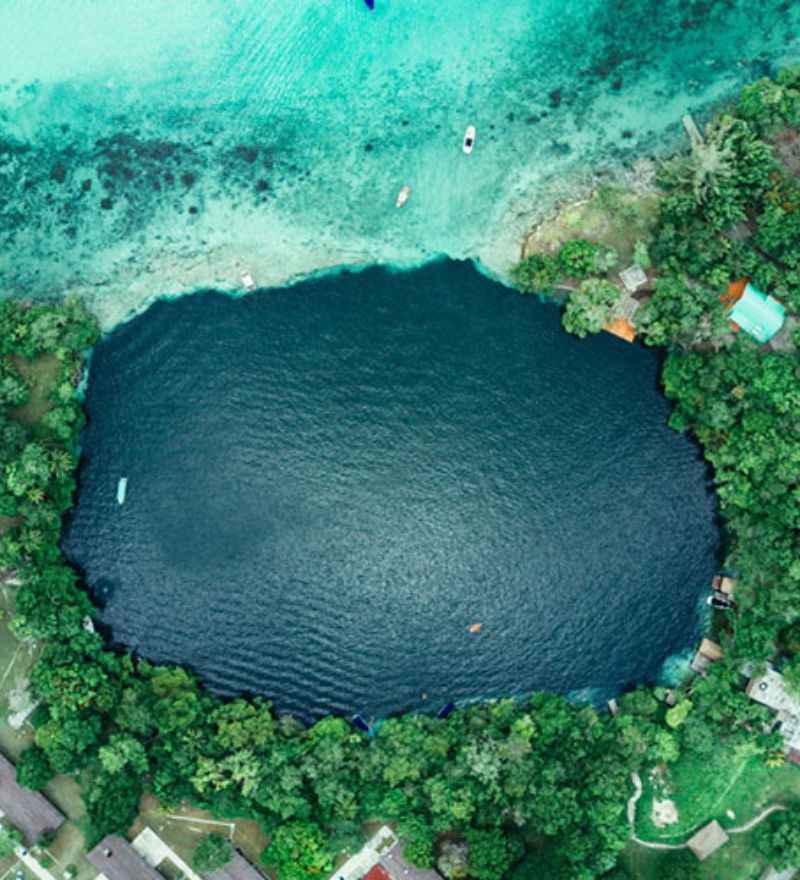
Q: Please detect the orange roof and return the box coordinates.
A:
[364,866,391,880]
[604,316,636,342]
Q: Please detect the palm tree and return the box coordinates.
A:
[661,116,736,204]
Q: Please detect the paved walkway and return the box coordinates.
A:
[627,771,787,851]
[15,846,59,880]
[132,827,203,880]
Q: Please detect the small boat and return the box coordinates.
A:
[436,702,455,720]
[116,477,128,505]
[468,622,483,633]
[241,270,257,291]
[396,185,410,208]
[462,125,476,154]
[706,591,734,610]
[351,714,371,733]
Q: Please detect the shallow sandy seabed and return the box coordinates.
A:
[1,0,800,327]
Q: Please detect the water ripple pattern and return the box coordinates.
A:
[62,262,719,720]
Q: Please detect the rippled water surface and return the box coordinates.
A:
[63,263,719,719]
[1,1,800,322]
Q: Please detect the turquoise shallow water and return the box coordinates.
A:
[1,1,800,324]
[63,262,719,720]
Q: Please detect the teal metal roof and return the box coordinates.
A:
[726,283,786,344]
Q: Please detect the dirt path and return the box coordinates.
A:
[626,771,786,850]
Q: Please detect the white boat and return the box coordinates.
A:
[241,270,257,291]
[463,125,476,154]
[395,185,410,208]
[116,477,128,505]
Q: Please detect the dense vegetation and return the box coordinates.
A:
[1,68,800,880]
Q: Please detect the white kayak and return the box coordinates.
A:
[396,185,410,208]
[463,125,476,154]
[241,270,256,291]
[116,477,128,505]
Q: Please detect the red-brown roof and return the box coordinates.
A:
[364,866,391,880]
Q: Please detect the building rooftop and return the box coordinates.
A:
[747,668,800,715]
[687,820,729,861]
[379,842,443,880]
[87,835,164,880]
[604,316,636,342]
[208,852,263,880]
[699,638,724,661]
[0,753,64,844]
[726,282,786,344]
[364,866,391,880]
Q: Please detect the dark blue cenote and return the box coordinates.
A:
[63,261,719,721]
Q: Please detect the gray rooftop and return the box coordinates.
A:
[208,851,263,880]
[0,753,64,844]
[687,820,729,861]
[87,835,164,880]
[379,842,443,880]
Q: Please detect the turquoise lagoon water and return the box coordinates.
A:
[1,1,800,325]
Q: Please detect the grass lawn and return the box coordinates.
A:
[635,747,800,844]
[135,794,271,878]
[524,184,661,268]
[621,828,769,880]
[9,354,62,427]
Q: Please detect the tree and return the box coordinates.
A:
[192,834,234,873]
[262,822,332,880]
[0,826,23,858]
[509,253,562,294]
[558,239,618,277]
[465,829,523,880]
[562,280,622,338]
[754,804,800,870]
[16,745,54,791]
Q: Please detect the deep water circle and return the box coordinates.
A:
[63,261,719,720]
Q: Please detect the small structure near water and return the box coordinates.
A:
[724,279,786,345]
[690,638,724,675]
[687,819,729,861]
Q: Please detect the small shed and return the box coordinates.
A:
[87,835,164,880]
[604,316,636,342]
[687,820,729,861]
[208,852,264,880]
[0,754,64,844]
[699,639,724,661]
[725,281,786,344]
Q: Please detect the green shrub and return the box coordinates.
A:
[509,252,561,294]
[192,834,233,873]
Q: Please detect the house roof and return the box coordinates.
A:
[208,852,263,880]
[87,835,164,880]
[699,639,724,661]
[747,668,800,715]
[604,316,636,342]
[0,754,64,844]
[726,283,786,344]
[379,843,443,880]
[364,866,391,880]
[687,820,729,860]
